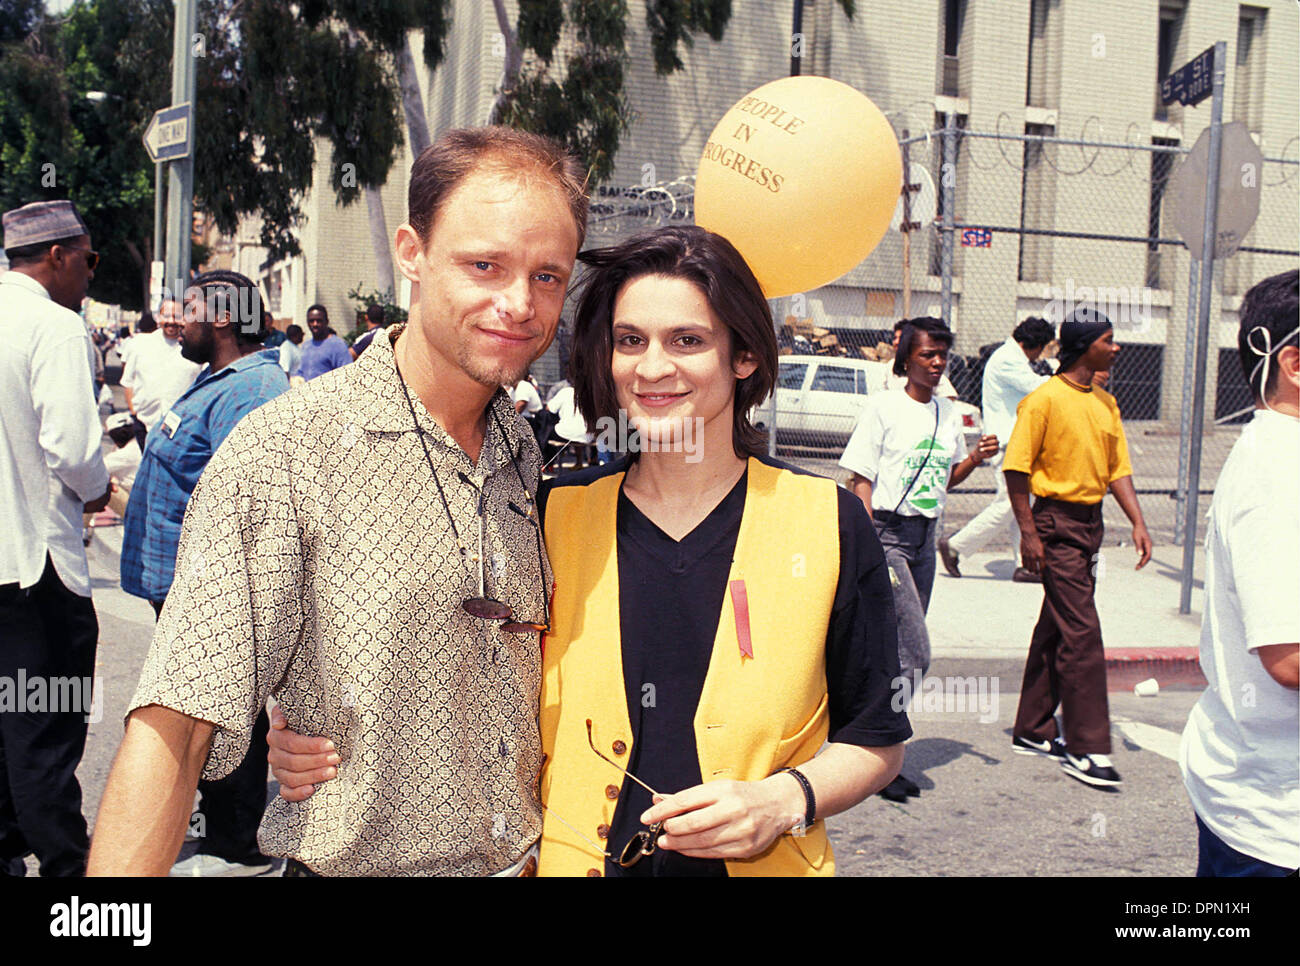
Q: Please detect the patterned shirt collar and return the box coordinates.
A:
[347,323,532,474]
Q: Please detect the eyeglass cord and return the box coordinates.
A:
[393,355,466,554]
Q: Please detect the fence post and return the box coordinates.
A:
[1173,257,1199,545]
[940,112,956,329]
[1179,41,1227,615]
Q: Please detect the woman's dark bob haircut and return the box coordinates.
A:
[569,225,777,460]
[893,316,955,376]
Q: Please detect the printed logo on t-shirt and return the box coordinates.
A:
[899,438,952,513]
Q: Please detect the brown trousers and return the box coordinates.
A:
[1013,498,1111,754]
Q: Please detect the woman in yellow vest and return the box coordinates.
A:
[534,226,910,876]
[265,226,911,877]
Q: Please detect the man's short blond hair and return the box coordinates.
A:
[408,127,589,250]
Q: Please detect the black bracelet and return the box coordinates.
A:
[778,767,816,830]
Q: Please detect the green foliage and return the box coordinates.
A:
[500,1,632,185]
[0,0,43,42]
[1,2,165,307]
[644,0,732,74]
[517,0,564,64]
[499,0,706,186]
[498,0,849,187]
[346,282,407,339]
[0,0,450,310]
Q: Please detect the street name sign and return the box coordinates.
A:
[1161,46,1214,107]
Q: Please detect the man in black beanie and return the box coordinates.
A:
[1002,306,1152,788]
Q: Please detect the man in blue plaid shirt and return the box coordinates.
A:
[120,269,287,876]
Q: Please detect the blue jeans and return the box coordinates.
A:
[873,512,936,682]
[1195,813,1297,877]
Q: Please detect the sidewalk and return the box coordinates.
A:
[927,545,1206,689]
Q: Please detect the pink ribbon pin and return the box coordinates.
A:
[729,579,753,659]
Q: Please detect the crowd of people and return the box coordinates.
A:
[1,125,1295,879]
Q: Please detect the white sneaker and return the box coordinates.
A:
[169,854,273,877]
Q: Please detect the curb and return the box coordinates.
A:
[1105,646,1205,690]
[930,649,1206,692]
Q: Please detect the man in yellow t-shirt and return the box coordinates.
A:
[1003,308,1152,789]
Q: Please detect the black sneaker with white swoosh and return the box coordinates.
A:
[1060,751,1122,787]
[1012,735,1066,758]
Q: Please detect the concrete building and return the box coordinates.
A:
[233,0,1298,420]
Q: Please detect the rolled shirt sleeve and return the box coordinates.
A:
[1108,410,1134,483]
[128,418,304,780]
[839,395,885,482]
[1002,392,1047,477]
[32,331,109,502]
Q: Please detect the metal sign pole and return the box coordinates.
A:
[940,112,956,329]
[1179,41,1226,615]
[901,129,913,318]
[153,163,164,270]
[163,0,197,302]
[1173,258,1198,545]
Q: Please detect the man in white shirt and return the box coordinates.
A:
[121,297,200,448]
[512,372,542,417]
[0,199,111,877]
[1180,269,1299,877]
[939,317,1054,582]
[278,323,304,382]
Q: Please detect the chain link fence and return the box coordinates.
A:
[760,120,1298,549]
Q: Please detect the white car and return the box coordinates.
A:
[752,355,982,449]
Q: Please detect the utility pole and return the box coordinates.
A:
[1179,41,1227,615]
[790,0,804,76]
[163,0,197,302]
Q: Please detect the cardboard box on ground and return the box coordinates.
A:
[782,315,854,357]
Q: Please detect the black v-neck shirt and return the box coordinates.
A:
[539,457,911,877]
[610,473,746,876]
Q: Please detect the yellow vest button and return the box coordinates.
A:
[586,868,602,877]
[597,824,610,839]
[611,740,627,755]
[605,784,619,800]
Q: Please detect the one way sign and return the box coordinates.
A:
[142,103,192,162]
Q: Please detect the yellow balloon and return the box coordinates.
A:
[694,76,902,299]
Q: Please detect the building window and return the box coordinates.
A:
[1155,1,1186,121]
[1147,138,1179,289]
[941,0,965,96]
[1235,6,1267,132]
[1018,123,1055,283]
[266,269,283,314]
[1025,0,1058,109]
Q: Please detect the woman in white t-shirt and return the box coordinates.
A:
[839,317,998,801]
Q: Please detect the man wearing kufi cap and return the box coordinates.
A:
[0,199,111,875]
[1002,306,1152,789]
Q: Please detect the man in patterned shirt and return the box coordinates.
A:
[88,127,588,876]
